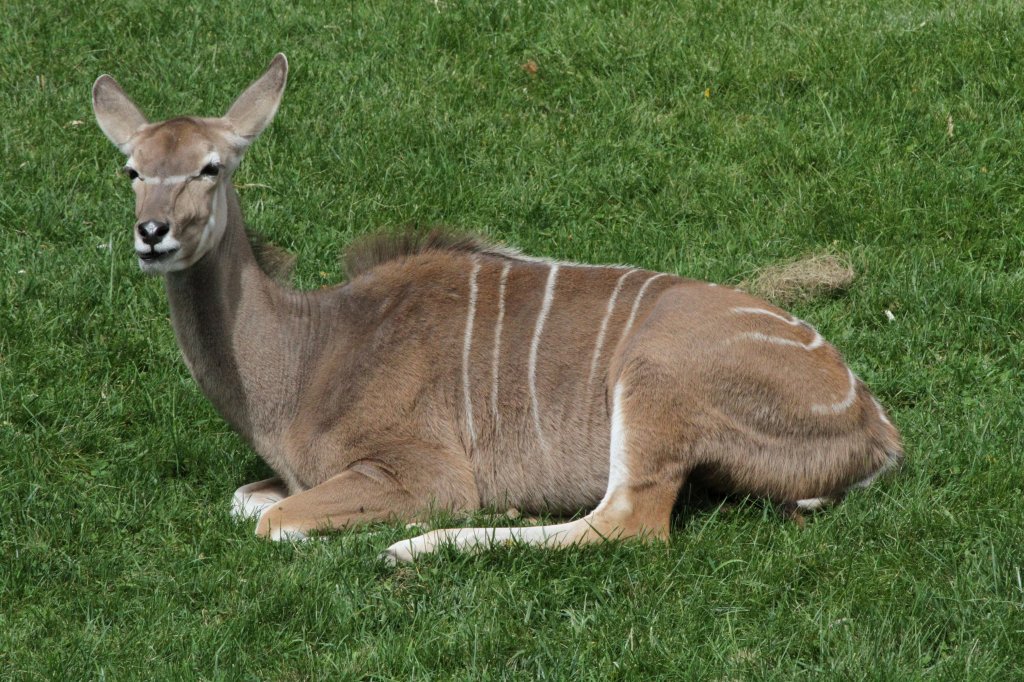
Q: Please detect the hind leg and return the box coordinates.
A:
[383,381,688,563]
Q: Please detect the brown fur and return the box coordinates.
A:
[341,229,500,279]
[248,230,296,283]
[93,55,903,561]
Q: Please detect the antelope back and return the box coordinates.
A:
[324,236,898,511]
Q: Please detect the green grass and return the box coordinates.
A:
[2,0,1023,678]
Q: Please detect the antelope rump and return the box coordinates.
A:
[92,54,902,563]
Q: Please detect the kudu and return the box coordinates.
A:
[92,54,902,563]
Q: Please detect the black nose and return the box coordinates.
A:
[137,221,170,246]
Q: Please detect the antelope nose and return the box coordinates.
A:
[137,220,170,246]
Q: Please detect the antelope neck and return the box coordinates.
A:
[162,183,335,443]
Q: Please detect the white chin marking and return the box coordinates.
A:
[134,234,181,255]
[135,231,186,273]
[153,237,182,254]
[138,255,181,274]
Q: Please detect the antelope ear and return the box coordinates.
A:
[92,75,149,154]
[223,53,288,146]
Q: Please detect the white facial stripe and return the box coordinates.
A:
[529,263,559,448]
[491,262,510,419]
[588,269,636,386]
[126,151,222,185]
[142,175,192,186]
[462,258,480,450]
[618,273,667,344]
[811,368,858,415]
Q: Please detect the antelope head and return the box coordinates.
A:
[92,54,288,274]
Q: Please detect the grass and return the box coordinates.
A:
[2,0,1023,678]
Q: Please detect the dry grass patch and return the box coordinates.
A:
[742,252,856,305]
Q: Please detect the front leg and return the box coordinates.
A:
[255,450,479,541]
[231,476,289,521]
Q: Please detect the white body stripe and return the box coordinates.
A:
[733,330,824,351]
[587,269,636,386]
[385,382,632,562]
[491,262,510,418]
[462,259,481,449]
[528,263,560,447]
[734,307,856,415]
[596,382,630,514]
[618,272,667,343]
[731,306,802,325]
[811,368,858,415]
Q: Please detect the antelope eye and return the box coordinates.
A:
[124,167,139,181]
[200,163,220,177]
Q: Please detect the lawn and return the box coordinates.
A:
[2,0,1022,678]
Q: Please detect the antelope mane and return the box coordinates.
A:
[340,228,534,280]
[247,229,297,283]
